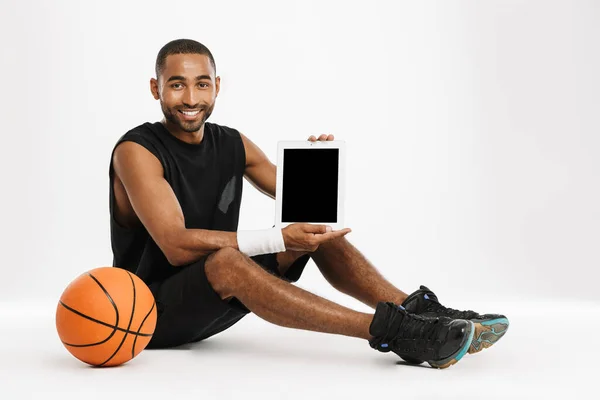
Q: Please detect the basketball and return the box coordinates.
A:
[55,267,157,367]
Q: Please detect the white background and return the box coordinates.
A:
[1,1,599,399]
[1,0,598,305]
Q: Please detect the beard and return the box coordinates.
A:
[161,101,215,133]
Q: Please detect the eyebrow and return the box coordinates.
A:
[166,75,212,82]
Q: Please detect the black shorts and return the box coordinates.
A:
[146,252,311,349]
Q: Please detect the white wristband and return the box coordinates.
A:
[237,228,287,256]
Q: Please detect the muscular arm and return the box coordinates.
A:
[240,133,277,199]
[112,141,239,266]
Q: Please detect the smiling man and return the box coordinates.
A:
[108,38,508,368]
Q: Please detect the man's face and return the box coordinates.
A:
[150,53,220,133]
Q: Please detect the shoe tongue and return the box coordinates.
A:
[402,285,441,313]
[419,285,440,303]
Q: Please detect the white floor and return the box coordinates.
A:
[1,299,598,400]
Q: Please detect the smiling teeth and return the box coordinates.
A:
[181,110,199,115]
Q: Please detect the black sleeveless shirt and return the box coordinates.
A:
[108,121,246,286]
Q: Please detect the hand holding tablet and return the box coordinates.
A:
[281,223,351,252]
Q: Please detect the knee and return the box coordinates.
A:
[315,235,348,254]
[204,247,246,299]
[209,246,242,263]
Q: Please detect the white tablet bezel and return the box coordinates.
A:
[275,140,346,230]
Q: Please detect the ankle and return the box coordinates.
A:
[393,293,408,305]
[358,312,375,340]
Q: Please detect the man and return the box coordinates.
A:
[109,39,508,369]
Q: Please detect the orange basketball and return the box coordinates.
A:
[55,267,157,367]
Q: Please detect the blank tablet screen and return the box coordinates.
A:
[282,148,339,223]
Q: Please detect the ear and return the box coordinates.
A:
[215,76,221,97]
[150,78,160,100]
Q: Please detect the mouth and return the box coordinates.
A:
[178,109,202,121]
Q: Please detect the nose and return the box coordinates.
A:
[182,87,200,108]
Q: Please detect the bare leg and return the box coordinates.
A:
[308,237,409,309]
[205,248,374,340]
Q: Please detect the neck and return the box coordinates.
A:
[161,118,205,145]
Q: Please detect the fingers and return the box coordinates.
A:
[313,228,352,243]
[303,224,351,236]
[307,134,335,142]
[303,224,331,234]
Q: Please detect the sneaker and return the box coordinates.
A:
[402,285,509,355]
[369,302,474,369]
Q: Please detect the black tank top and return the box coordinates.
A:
[108,121,246,285]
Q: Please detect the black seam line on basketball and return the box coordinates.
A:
[88,272,120,337]
[58,302,153,339]
[60,308,117,347]
[98,271,137,366]
[59,301,118,347]
[132,301,156,359]
[58,271,121,348]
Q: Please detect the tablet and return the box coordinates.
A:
[275,140,346,230]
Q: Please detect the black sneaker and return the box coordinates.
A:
[402,285,509,355]
[369,302,474,369]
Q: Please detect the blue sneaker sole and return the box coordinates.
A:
[469,317,509,354]
[428,320,475,369]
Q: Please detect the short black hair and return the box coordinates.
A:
[155,39,216,79]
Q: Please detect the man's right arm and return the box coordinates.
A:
[112,141,238,266]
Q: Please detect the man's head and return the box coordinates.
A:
[150,39,220,133]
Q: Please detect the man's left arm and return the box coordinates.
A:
[240,133,277,199]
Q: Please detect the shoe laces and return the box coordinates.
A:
[426,301,478,320]
[376,304,448,348]
[396,311,447,344]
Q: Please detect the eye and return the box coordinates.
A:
[198,83,209,88]
[171,83,184,89]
